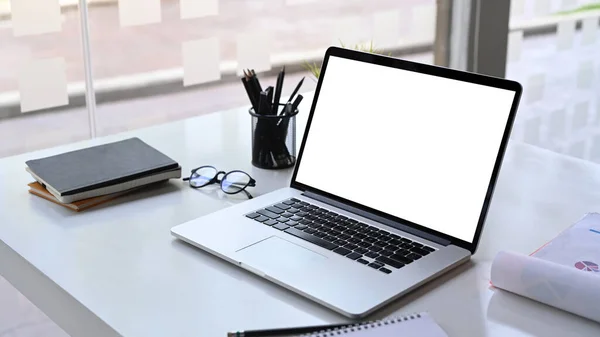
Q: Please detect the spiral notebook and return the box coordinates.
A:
[303,313,447,337]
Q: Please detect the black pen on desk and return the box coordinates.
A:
[272,66,285,115]
[227,322,352,337]
[287,77,305,104]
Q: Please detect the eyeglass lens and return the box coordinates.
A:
[222,171,252,194]
[189,166,218,188]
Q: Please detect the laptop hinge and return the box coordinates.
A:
[302,191,451,246]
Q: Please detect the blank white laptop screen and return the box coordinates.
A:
[295,56,516,242]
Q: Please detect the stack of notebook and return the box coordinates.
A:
[26,137,181,211]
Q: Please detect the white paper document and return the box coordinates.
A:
[491,213,600,323]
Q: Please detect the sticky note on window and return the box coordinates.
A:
[526,74,545,103]
[181,0,218,19]
[556,20,575,50]
[582,18,598,45]
[571,101,590,131]
[19,58,68,113]
[549,109,567,140]
[373,11,400,48]
[10,0,62,36]
[411,5,436,41]
[182,38,221,86]
[524,116,542,145]
[119,0,161,27]
[236,32,271,76]
[507,31,523,63]
[510,0,526,18]
[534,0,552,16]
[577,60,594,89]
[334,17,363,47]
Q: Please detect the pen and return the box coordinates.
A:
[265,86,274,115]
[287,77,305,104]
[241,77,258,112]
[272,66,285,115]
[291,94,303,112]
[227,322,353,337]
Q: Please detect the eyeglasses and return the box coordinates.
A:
[183,166,256,199]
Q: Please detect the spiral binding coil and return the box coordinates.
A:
[305,313,422,337]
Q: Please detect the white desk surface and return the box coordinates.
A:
[2,93,600,337]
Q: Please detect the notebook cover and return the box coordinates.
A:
[28,182,131,212]
[25,138,178,196]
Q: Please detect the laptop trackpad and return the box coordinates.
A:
[237,236,327,275]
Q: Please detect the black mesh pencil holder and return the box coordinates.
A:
[249,107,298,169]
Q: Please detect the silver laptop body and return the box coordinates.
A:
[172,47,522,318]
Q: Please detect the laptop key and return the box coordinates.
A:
[285,227,337,250]
[283,199,296,205]
[400,238,413,243]
[266,207,284,215]
[378,236,392,242]
[277,217,289,223]
[348,237,361,244]
[287,220,298,227]
[299,201,310,206]
[273,223,289,231]
[333,239,347,245]
[406,253,423,261]
[297,212,308,217]
[379,267,392,274]
[295,224,308,230]
[357,241,372,248]
[355,247,368,254]
[304,228,316,234]
[254,216,269,222]
[423,246,435,252]
[274,203,291,211]
[368,262,384,269]
[389,254,413,264]
[264,219,278,226]
[314,232,326,238]
[388,239,402,246]
[281,213,294,218]
[363,237,377,243]
[246,213,260,219]
[290,198,301,202]
[395,248,411,256]
[257,209,280,219]
[375,240,388,247]
[412,242,423,248]
[399,242,412,249]
[338,234,351,240]
[333,247,351,256]
[300,219,312,225]
[290,216,303,221]
[357,258,369,265]
[380,250,394,257]
[354,233,367,239]
[370,245,383,252]
[324,235,337,242]
[344,243,358,250]
[365,251,379,258]
[287,208,299,214]
[346,252,362,260]
[376,256,405,269]
[410,246,430,255]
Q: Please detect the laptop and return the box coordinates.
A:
[171,47,522,318]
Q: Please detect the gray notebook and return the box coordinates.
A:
[26,138,179,198]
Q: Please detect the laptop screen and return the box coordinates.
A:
[294,56,517,243]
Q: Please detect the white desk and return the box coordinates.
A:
[2,94,600,337]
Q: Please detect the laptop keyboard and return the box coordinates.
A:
[245,198,436,275]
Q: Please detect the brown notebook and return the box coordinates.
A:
[28,182,133,212]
